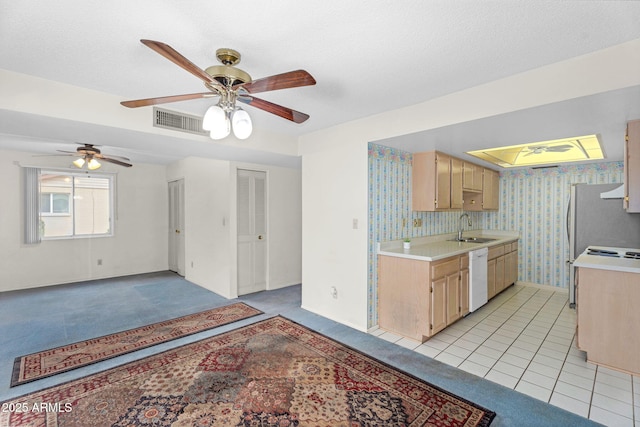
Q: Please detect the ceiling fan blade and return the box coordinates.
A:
[140,39,221,87]
[236,70,316,94]
[100,157,133,167]
[121,92,215,108]
[238,96,310,123]
[99,153,131,161]
[56,150,78,154]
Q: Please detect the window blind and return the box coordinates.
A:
[23,167,41,244]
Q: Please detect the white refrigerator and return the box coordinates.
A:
[567,183,640,306]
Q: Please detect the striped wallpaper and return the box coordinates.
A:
[368,142,624,328]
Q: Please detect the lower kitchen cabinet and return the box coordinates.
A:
[487,241,518,299]
[577,266,640,375]
[378,253,469,342]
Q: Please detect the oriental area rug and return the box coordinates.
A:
[11,302,262,387]
[1,316,495,427]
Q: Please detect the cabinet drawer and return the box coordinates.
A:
[488,245,504,259]
[431,257,459,279]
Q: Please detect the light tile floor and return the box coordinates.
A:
[373,283,640,427]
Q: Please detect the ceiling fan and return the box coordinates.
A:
[523,144,574,156]
[53,143,133,169]
[120,39,316,139]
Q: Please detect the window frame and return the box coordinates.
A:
[40,192,72,216]
[39,168,116,240]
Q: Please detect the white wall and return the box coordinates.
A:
[0,149,168,291]
[167,157,302,299]
[300,141,369,331]
[167,157,233,297]
[298,39,640,332]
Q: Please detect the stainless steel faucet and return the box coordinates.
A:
[458,213,472,241]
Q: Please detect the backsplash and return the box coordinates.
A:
[368,142,624,328]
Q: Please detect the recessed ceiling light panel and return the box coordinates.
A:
[466,135,604,168]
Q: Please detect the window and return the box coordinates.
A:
[38,171,114,239]
[40,192,70,215]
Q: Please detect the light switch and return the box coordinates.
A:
[352,218,358,229]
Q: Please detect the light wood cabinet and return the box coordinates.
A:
[412,151,499,212]
[450,157,463,209]
[460,256,470,317]
[377,253,469,342]
[577,267,640,375]
[482,169,500,210]
[412,151,450,211]
[377,255,431,341]
[624,119,640,212]
[487,241,518,298]
[462,161,483,192]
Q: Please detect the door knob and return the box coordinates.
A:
[175,229,180,233]
[258,235,263,240]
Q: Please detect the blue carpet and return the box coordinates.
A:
[0,271,601,426]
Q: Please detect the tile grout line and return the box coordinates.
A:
[447,287,550,376]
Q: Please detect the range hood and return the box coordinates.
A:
[600,184,625,199]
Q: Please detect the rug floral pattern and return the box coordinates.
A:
[12,302,262,387]
[1,316,494,426]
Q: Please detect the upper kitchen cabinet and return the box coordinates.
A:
[413,151,498,211]
[413,151,462,211]
[462,161,483,192]
[482,169,500,210]
[625,119,640,212]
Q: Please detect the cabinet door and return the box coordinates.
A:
[450,157,463,209]
[496,255,505,293]
[431,278,447,335]
[435,152,451,210]
[482,169,500,210]
[446,272,461,325]
[487,258,496,299]
[460,268,470,317]
[463,162,483,191]
[625,119,640,212]
[505,250,518,287]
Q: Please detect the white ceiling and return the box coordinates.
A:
[1,1,640,167]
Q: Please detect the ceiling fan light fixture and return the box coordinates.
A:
[232,108,252,140]
[202,105,225,131]
[203,104,231,140]
[73,158,85,168]
[87,158,102,170]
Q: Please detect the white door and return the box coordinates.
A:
[237,169,267,295]
[168,179,185,276]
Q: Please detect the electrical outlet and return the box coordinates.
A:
[352,218,358,229]
[330,286,338,299]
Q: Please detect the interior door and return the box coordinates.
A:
[168,179,185,276]
[237,169,267,295]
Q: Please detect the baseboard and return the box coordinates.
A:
[516,281,569,294]
[300,304,368,333]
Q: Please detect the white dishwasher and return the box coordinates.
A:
[469,247,488,312]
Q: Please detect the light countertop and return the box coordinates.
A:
[574,253,640,274]
[378,230,519,261]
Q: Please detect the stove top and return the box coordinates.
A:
[576,246,640,273]
[586,247,640,260]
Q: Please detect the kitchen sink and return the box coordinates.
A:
[449,237,498,243]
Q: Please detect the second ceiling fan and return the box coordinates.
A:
[121,39,316,139]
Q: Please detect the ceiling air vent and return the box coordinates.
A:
[153,107,207,136]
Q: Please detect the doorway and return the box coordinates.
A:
[237,169,267,295]
[168,179,185,276]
